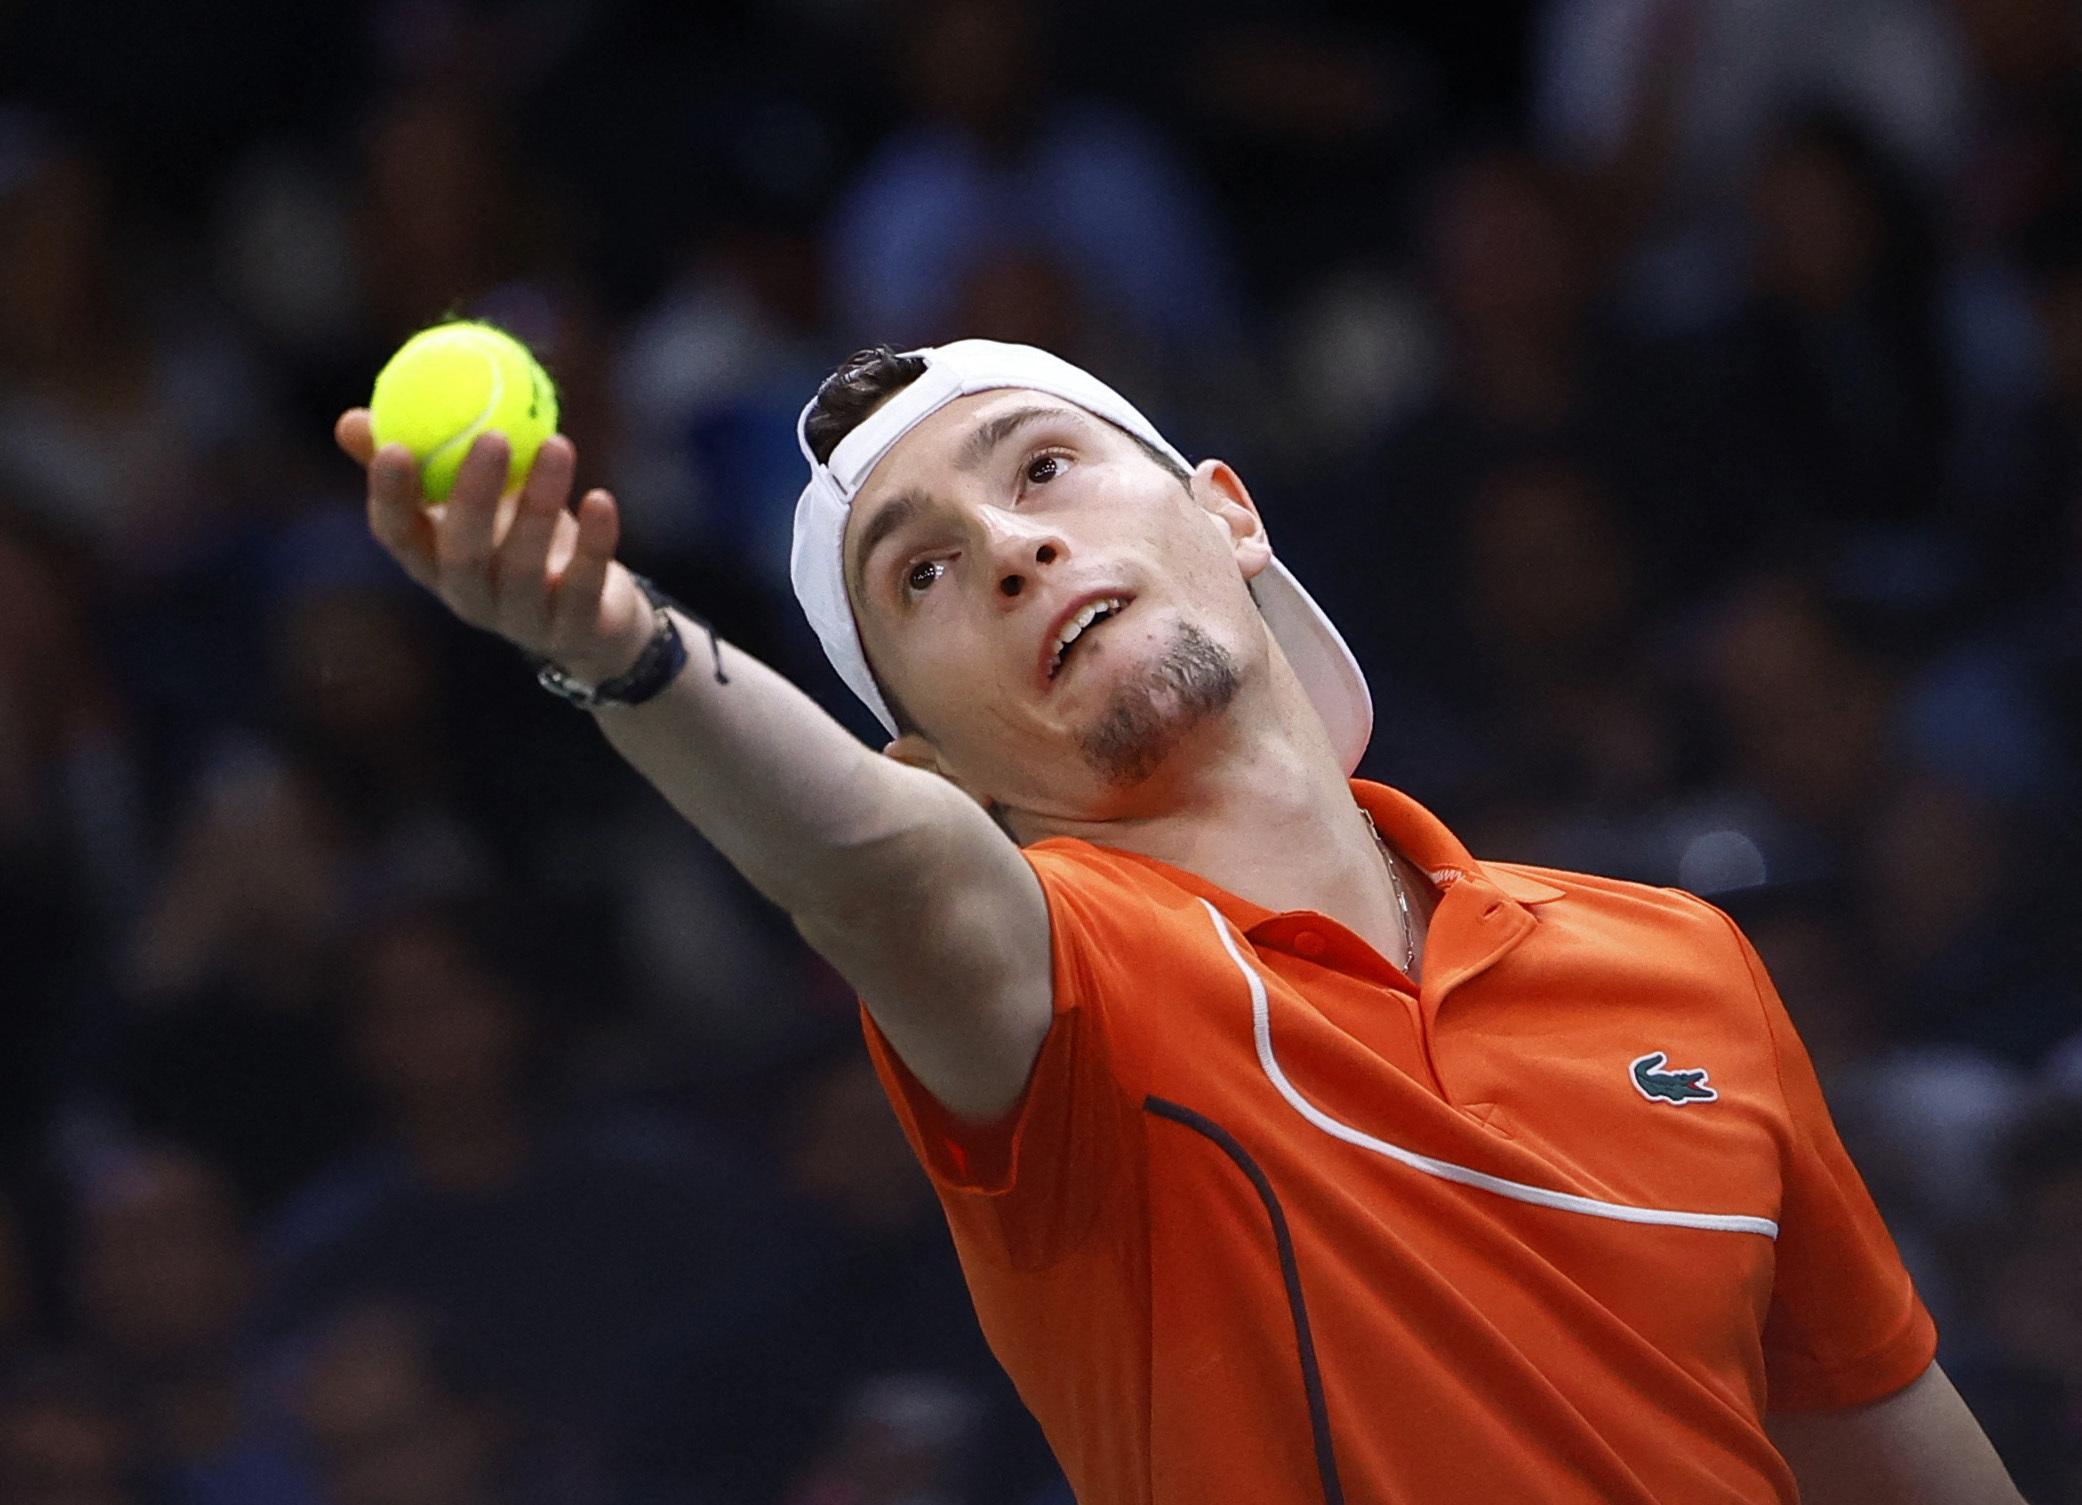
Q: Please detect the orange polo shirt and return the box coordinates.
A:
[860,781,1935,1504]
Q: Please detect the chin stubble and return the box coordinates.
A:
[1075,621,1241,787]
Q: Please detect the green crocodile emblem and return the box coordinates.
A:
[1630,1051,1718,1105]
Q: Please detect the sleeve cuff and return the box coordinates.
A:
[860,1000,1066,1197]
[1766,1298,1940,1413]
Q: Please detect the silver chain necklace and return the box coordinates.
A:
[1361,809,1417,977]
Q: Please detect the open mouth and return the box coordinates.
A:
[1047,596,1128,680]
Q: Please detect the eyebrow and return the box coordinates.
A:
[955,403,1085,472]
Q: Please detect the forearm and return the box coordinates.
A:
[590,612,959,922]
[588,611,1051,1119]
[340,416,998,957]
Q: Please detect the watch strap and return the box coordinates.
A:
[534,575,688,708]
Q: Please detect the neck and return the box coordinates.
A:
[1013,654,1430,975]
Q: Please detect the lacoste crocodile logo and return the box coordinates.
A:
[1630,1051,1719,1105]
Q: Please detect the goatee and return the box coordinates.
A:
[1077,622,1240,786]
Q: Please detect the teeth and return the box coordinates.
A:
[1051,598,1123,675]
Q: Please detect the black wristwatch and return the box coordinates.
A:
[534,574,689,709]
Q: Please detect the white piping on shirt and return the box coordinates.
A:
[1198,899,1781,1240]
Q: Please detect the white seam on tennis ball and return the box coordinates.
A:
[419,330,509,483]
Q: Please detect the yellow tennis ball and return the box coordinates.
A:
[368,321,559,504]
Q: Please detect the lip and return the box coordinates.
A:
[1036,589,1134,691]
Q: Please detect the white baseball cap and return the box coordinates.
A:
[789,339,1374,773]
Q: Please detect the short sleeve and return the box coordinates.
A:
[859,844,1149,1269]
[1719,914,1939,1411]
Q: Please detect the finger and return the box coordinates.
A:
[366,444,439,588]
[434,432,512,619]
[335,409,375,466]
[493,435,576,642]
[369,441,425,510]
[546,499,581,578]
[548,488,620,645]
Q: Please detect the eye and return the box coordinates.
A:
[905,558,947,596]
[1024,451,1067,487]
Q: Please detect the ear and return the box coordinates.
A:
[881,733,996,810]
[1191,459,1273,582]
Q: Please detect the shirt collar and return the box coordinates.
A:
[1042,780,1565,938]
[1352,781,1567,908]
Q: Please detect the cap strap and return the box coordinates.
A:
[826,359,967,494]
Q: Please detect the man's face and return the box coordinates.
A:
[841,389,1272,820]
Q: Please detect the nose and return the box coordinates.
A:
[982,514,1065,602]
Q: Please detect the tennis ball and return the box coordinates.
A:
[368,321,559,504]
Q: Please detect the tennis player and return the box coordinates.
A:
[338,339,2021,1503]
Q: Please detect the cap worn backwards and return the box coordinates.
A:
[789,339,1373,773]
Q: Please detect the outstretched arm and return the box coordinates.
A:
[338,414,1051,1121]
[1766,1362,2023,1505]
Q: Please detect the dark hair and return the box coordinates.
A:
[804,344,1194,484]
[804,346,931,465]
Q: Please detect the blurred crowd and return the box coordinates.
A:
[0,0,2078,1500]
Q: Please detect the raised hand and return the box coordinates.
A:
[335,411,654,684]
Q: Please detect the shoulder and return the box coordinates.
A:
[1481,859,1775,1034]
[1022,838,1212,918]
[1491,858,1751,950]
[1019,838,1242,1006]
[1021,838,1228,943]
